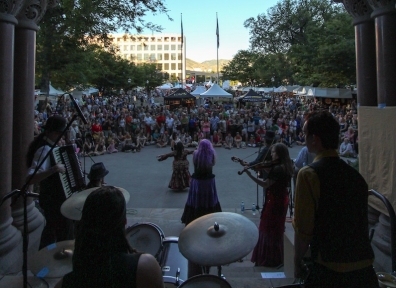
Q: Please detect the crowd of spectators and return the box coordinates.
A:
[33,90,359,158]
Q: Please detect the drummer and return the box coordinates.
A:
[86,162,109,188]
[54,186,163,288]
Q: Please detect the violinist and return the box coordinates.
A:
[241,130,275,179]
[243,143,293,267]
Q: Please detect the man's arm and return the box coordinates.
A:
[294,233,311,278]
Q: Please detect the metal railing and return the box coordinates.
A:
[369,189,396,275]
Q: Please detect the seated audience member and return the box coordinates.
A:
[107,139,118,154]
[211,130,223,147]
[54,186,163,288]
[295,132,306,146]
[224,133,234,149]
[339,137,354,157]
[157,131,168,148]
[234,132,243,149]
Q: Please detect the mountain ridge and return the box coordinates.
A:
[186,58,230,72]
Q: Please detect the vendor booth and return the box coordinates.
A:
[164,88,196,110]
[239,89,271,103]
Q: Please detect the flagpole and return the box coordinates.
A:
[216,12,219,84]
[181,13,183,89]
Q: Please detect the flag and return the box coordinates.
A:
[181,14,184,47]
[216,16,219,48]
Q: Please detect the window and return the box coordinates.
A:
[178,44,182,50]
[178,53,182,60]
[124,45,128,51]
[171,63,176,70]
[178,63,182,70]
[171,53,177,60]
[150,54,156,61]
[130,45,135,51]
[157,63,163,70]
[137,45,142,51]
[164,63,170,70]
[143,44,149,51]
[171,45,176,50]
[164,45,169,51]
[137,54,142,60]
[157,53,163,60]
[144,53,149,60]
[151,45,155,51]
[164,53,169,60]
[157,45,162,50]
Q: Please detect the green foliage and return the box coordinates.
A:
[230,0,356,88]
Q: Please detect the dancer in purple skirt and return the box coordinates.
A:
[181,139,222,225]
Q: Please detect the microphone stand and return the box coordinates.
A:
[0,114,79,288]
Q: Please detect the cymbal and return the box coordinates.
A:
[178,212,258,266]
[29,240,75,278]
[61,186,130,221]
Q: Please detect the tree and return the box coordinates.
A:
[221,50,258,85]
[242,0,355,87]
[37,0,171,93]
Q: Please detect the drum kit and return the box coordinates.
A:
[29,187,259,288]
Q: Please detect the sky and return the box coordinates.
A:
[140,0,279,63]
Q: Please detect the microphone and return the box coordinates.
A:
[69,94,88,124]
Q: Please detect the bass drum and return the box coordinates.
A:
[158,236,188,287]
[178,274,231,288]
[125,222,165,259]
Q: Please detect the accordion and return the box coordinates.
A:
[52,145,86,199]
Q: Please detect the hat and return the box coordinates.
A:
[88,162,109,180]
[265,130,276,141]
[42,115,67,132]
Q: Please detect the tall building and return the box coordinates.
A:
[109,33,186,82]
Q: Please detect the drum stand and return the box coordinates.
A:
[202,266,225,279]
[244,171,262,213]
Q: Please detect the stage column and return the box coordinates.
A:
[0,0,25,274]
[11,0,49,258]
[367,0,396,107]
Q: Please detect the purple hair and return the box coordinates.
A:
[193,139,216,169]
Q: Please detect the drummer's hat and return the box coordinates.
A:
[88,162,109,180]
[42,115,66,132]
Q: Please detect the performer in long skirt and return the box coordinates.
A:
[181,139,222,225]
[157,142,194,191]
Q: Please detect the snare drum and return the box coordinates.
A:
[178,274,232,287]
[158,236,188,287]
[125,222,165,259]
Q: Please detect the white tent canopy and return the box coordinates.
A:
[190,86,207,97]
[200,84,232,98]
[158,83,173,90]
[39,83,65,96]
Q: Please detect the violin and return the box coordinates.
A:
[231,156,247,166]
[237,159,281,175]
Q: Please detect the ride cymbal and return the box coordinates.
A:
[29,240,75,278]
[178,212,258,266]
[61,187,130,221]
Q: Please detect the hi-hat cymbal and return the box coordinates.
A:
[29,240,75,278]
[61,186,130,221]
[178,212,258,266]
